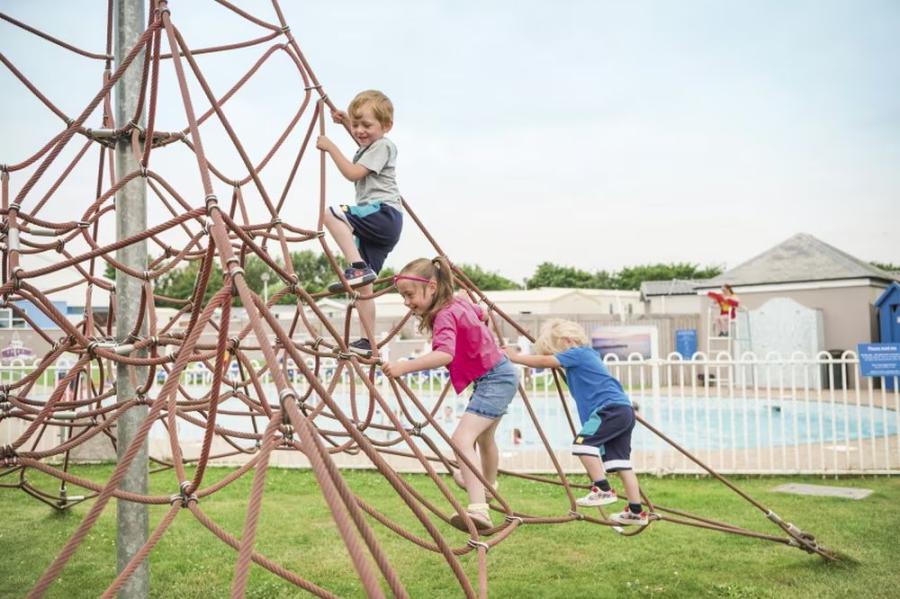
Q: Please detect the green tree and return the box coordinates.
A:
[154,257,224,308]
[871,261,900,272]
[613,262,722,290]
[525,262,601,289]
[525,261,722,290]
[457,263,522,290]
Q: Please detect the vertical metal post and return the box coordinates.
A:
[114,1,148,597]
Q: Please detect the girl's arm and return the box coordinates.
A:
[504,346,560,369]
[383,351,452,378]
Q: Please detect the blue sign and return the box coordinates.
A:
[675,329,697,359]
[857,343,900,377]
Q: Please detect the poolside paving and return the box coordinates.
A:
[772,483,872,499]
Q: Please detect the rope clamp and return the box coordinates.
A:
[278,388,297,410]
[281,25,290,33]
[466,539,490,552]
[504,515,524,525]
[568,510,585,521]
[77,220,90,229]
[204,194,219,212]
[170,480,198,507]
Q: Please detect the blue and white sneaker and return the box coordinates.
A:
[328,266,377,293]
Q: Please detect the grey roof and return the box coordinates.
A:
[640,279,702,297]
[696,233,896,288]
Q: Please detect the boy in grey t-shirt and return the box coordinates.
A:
[316,90,403,357]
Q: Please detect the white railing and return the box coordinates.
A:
[2,351,897,475]
[503,350,898,475]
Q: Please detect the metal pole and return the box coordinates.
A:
[114,1,148,597]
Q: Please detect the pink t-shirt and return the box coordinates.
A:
[431,298,502,393]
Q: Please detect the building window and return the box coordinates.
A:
[608,304,614,314]
[627,304,633,315]
[0,308,26,329]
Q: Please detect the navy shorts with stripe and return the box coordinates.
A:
[330,201,402,274]
[571,403,635,472]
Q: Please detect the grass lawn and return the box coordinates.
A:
[1,465,897,598]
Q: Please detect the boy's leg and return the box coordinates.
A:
[577,454,606,482]
[356,283,375,341]
[324,208,363,264]
[617,469,642,505]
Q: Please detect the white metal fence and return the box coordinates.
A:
[1,351,897,475]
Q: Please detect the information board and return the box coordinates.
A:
[857,343,900,377]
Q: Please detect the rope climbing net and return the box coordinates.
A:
[0,2,839,597]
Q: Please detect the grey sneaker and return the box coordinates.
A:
[328,266,377,293]
[349,338,372,357]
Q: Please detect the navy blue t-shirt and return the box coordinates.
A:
[555,346,631,424]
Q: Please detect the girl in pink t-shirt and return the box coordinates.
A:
[383,257,517,531]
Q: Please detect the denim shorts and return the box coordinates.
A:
[466,356,518,419]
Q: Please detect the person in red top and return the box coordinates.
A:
[707,284,740,337]
[383,257,517,531]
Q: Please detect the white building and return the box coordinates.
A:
[373,287,643,319]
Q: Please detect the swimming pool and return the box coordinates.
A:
[154,387,898,452]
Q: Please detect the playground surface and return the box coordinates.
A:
[2,466,897,598]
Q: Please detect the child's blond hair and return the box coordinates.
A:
[348,90,393,128]
[533,319,589,355]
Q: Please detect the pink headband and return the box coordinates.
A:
[392,274,432,286]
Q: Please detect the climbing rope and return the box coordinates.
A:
[0,2,838,598]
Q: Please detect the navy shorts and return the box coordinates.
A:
[330,201,402,273]
[466,356,518,420]
[571,403,635,472]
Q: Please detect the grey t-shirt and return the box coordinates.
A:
[353,137,401,209]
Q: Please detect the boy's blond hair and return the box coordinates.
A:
[348,90,393,128]
[533,319,589,355]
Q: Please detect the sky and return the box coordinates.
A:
[1,0,898,284]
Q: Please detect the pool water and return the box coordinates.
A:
[154,386,898,452]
